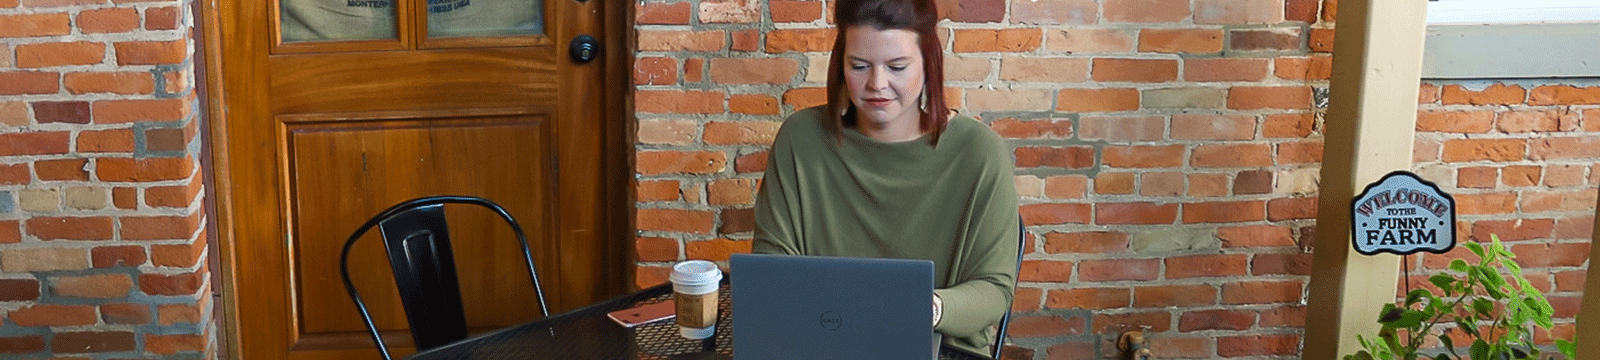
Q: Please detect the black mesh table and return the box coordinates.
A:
[405,282,990,359]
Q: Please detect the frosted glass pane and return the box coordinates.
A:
[428,0,544,38]
[281,0,397,42]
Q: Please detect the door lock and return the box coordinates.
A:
[569,34,600,64]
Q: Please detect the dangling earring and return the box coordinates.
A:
[919,90,928,113]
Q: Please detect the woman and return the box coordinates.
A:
[751,0,1021,355]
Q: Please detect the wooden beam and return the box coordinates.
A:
[1576,197,1600,356]
[1302,0,1429,359]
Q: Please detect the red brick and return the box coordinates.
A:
[1104,0,1190,23]
[145,181,202,208]
[145,333,205,355]
[734,150,768,174]
[765,28,834,53]
[1185,57,1270,82]
[1171,114,1255,140]
[32,100,90,124]
[52,331,136,353]
[121,212,203,241]
[1045,28,1135,53]
[1253,253,1313,276]
[65,71,154,95]
[1219,334,1301,356]
[1529,85,1600,105]
[1277,140,1323,165]
[1286,0,1319,22]
[1139,28,1223,53]
[1471,218,1555,242]
[635,237,679,262]
[1442,84,1525,105]
[1135,284,1217,308]
[634,57,676,85]
[91,98,187,123]
[636,180,680,202]
[0,221,18,244]
[1229,86,1312,110]
[1500,165,1541,187]
[36,158,89,181]
[1416,110,1493,133]
[706,178,754,206]
[1195,0,1283,24]
[1275,55,1332,80]
[1222,280,1303,304]
[952,29,1042,53]
[636,90,725,114]
[78,7,139,33]
[636,208,716,234]
[638,30,725,52]
[1012,287,1042,312]
[636,1,691,25]
[704,120,780,145]
[1094,172,1134,195]
[1498,110,1576,133]
[730,29,759,52]
[1103,145,1184,168]
[1079,258,1161,282]
[1046,287,1130,309]
[0,279,41,301]
[1232,170,1272,195]
[1166,254,1248,279]
[53,273,133,298]
[1011,0,1097,25]
[1020,203,1092,226]
[1267,196,1318,221]
[78,128,137,153]
[1043,231,1128,254]
[1015,146,1095,169]
[0,131,70,156]
[151,240,204,268]
[0,13,71,37]
[1309,27,1335,52]
[782,87,826,108]
[26,216,114,241]
[1230,28,1301,51]
[112,40,185,65]
[1057,88,1140,112]
[1093,311,1172,333]
[1091,58,1178,82]
[139,272,204,296]
[770,0,822,22]
[637,150,726,175]
[989,117,1074,139]
[636,266,670,289]
[1140,171,1184,197]
[720,207,755,235]
[0,71,59,95]
[1180,309,1255,332]
[0,335,45,354]
[100,303,150,324]
[728,94,779,115]
[711,58,798,84]
[1530,136,1600,160]
[1456,192,1517,215]
[144,125,191,151]
[1078,115,1164,141]
[1044,175,1088,199]
[685,238,750,261]
[1018,260,1073,282]
[1192,143,1272,167]
[8,304,96,326]
[1544,164,1588,187]
[96,156,194,182]
[1095,202,1177,225]
[999,57,1089,83]
[92,245,145,267]
[1008,315,1085,338]
[1510,243,1589,268]
[1441,138,1525,162]
[144,6,179,30]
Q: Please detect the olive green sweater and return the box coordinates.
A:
[752,106,1020,356]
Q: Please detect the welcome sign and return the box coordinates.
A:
[1350,171,1457,256]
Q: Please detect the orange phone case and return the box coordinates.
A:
[606,300,677,328]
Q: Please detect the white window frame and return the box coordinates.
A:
[1422,0,1600,79]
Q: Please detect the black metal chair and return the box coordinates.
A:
[991,218,1025,360]
[339,195,549,360]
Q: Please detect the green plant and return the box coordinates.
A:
[1343,235,1577,360]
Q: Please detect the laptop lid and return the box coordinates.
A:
[730,253,936,360]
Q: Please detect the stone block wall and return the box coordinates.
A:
[0,0,211,357]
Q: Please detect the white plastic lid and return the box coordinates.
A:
[669,260,723,286]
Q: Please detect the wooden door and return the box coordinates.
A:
[202,0,631,358]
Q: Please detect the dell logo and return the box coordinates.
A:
[818,311,843,330]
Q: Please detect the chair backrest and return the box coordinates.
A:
[340,196,548,360]
[992,217,1025,359]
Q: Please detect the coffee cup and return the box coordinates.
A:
[669,260,722,339]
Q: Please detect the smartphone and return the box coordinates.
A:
[607,300,677,328]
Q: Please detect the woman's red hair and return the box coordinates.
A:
[825,0,948,145]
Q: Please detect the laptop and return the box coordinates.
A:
[730,253,938,360]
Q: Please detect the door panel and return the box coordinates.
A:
[206,0,628,358]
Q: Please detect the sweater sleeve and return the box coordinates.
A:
[751,115,804,256]
[932,126,1020,339]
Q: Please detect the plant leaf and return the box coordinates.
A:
[1388,310,1429,329]
[1439,335,1457,357]
[1449,259,1469,272]
[1472,298,1494,318]
[1429,273,1456,296]
[1470,340,1489,360]
[1556,339,1576,359]
[1463,241,1485,258]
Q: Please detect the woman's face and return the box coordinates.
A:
[842,26,925,140]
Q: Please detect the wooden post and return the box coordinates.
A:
[1576,199,1600,356]
[1301,0,1430,359]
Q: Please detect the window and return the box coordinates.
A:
[1422,0,1600,78]
[1427,0,1600,24]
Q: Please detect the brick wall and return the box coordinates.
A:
[632,0,1598,359]
[0,0,211,357]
